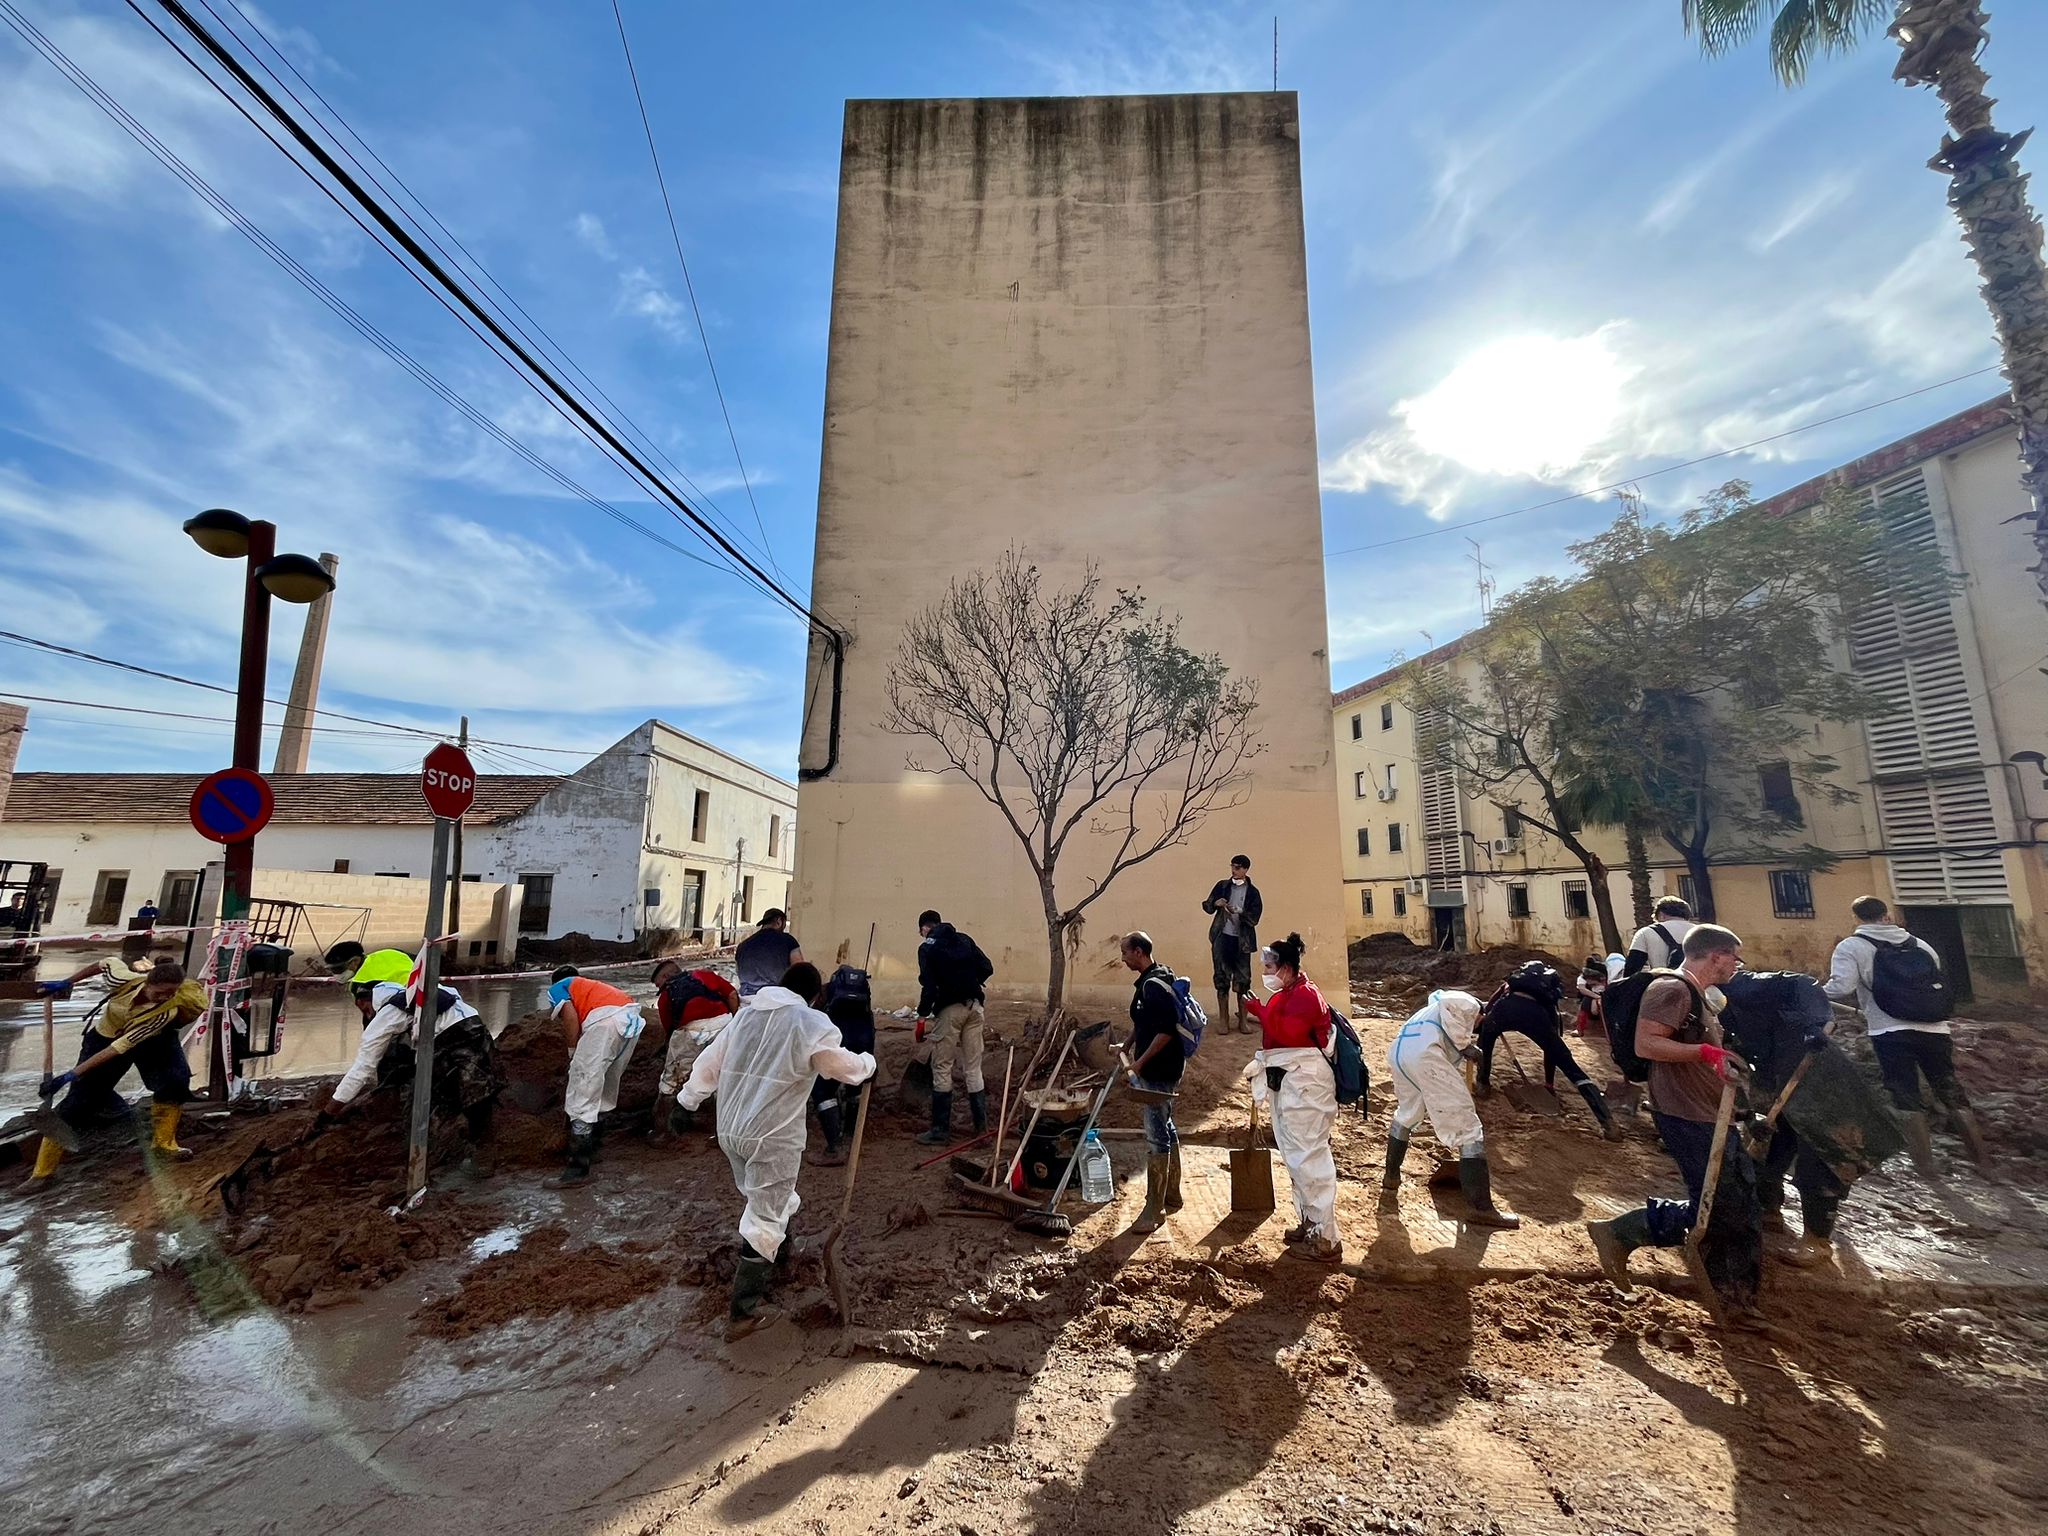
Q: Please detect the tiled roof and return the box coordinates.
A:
[1,773,562,826]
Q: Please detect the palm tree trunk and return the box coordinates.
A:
[1893,1,2048,602]
[1624,815,1654,929]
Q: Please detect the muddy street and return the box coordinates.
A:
[2,999,2045,1536]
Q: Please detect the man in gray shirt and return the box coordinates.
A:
[1201,855,1261,1033]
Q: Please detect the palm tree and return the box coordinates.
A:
[1556,764,1657,933]
[1684,1,2048,607]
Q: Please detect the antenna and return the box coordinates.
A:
[1273,17,1279,90]
[1466,537,1495,622]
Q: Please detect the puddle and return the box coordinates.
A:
[468,1224,524,1260]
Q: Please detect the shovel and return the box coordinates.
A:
[1014,1057,1119,1239]
[29,997,83,1153]
[1683,1078,1738,1327]
[1229,1092,1276,1214]
[1498,1037,1561,1117]
[821,1079,873,1324]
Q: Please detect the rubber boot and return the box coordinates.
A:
[727,1250,781,1340]
[1586,1207,1652,1292]
[1900,1110,1938,1177]
[149,1103,192,1161]
[668,1101,698,1138]
[1163,1147,1183,1213]
[1458,1154,1520,1229]
[22,1135,63,1189]
[1216,990,1234,1036]
[915,1091,954,1146]
[1576,1081,1623,1141]
[968,1090,989,1135]
[1130,1155,1167,1235]
[554,1130,596,1187]
[1954,1108,1994,1174]
[1775,1233,1834,1269]
[809,1100,847,1167]
[1378,1133,1410,1214]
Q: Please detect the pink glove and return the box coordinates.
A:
[1697,1043,1728,1071]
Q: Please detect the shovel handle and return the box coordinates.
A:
[986,1045,1015,1186]
[1758,1052,1815,1137]
[43,995,56,1078]
[1004,1030,1077,1189]
[1693,1079,1739,1235]
[834,1080,873,1228]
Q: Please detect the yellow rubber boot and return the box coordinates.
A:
[25,1136,64,1185]
[150,1103,193,1161]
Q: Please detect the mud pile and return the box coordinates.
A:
[413,1225,672,1339]
[1350,936,1571,1014]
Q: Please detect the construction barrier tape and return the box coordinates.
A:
[13,924,207,947]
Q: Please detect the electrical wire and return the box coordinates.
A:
[1327,365,2004,555]
[607,0,784,583]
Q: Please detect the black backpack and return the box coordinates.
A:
[1602,969,1703,1084]
[1504,961,1563,1008]
[822,965,872,1013]
[1863,936,1953,1023]
[661,970,726,1017]
[931,929,994,996]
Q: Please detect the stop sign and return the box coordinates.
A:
[420,742,477,820]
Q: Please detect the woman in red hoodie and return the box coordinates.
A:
[1241,932,1343,1263]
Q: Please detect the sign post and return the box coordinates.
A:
[404,742,478,1205]
[190,767,273,1098]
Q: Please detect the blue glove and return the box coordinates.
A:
[34,980,72,998]
[39,1070,74,1099]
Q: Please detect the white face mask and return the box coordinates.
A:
[1231,875,1247,886]
[1260,972,1284,992]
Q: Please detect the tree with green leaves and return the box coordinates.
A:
[882,550,1262,1022]
[1684,0,2048,609]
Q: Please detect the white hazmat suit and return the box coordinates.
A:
[1244,1043,1343,1243]
[1388,989,1486,1155]
[679,985,875,1260]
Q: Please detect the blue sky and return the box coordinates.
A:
[3,0,2041,779]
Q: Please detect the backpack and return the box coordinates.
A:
[661,969,728,1020]
[1601,968,1702,1084]
[1327,1005,1369,1111]
[1504,961,1563,1007]
[1863,936,1953,1023]
[1144,970,1208,1058]
[821,965,872,1013]
[930,928,994,998]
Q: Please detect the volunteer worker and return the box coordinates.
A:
[548,968,648,1186]
[1383,989,1519,1228]
[1240,933,1343,1264]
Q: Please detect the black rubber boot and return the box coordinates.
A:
[1130,1155,1167,1235]
[915,1091,954,1146]
[1577,1081,1623,1141]
[1954,1107,1994,1174]
[668,1101,698,1137]
[1586,1207,1652,1292]
[810,1100,847,1167]
[1458,1154,1520,1229]
[968,1090,989,1134]
[727,1249,781,1340]
[1901,1110,1938,1177]
[554,1131,595,1187]
[1163,1147,1183,1213]
[1378,1133,1410,1214]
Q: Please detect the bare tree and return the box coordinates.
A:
[883,551,1263,1021]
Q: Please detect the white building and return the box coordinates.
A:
[1,720,795,951]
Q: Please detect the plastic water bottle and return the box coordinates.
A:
[1078,1128,1114,1204]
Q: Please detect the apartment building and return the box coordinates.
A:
[1332,400,2047,1001]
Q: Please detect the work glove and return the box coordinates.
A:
[915,1017,929,1043]
[39,1070,74,1098]
[34,980,72,998]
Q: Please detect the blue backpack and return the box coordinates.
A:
[1145,971,1209,1058]
[1327,1006,1369,1111]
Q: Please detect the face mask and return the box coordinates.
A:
[1260,972,1284,992]
[1231,875,1246,886]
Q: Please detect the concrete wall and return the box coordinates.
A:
[796,93,1347,1010]
[247,868,521,964]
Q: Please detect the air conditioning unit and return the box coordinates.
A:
[1490,836,1523,856]
[1376,787,1397,802]
[1405,877,1426,896]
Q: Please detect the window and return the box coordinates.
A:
[518,873,554,934]
[767,814,782,859]
[87,870,128,927]
[1679,875,1700,912]
[1354,770,1368,798]
[1361,889,1374,917]
[374,871,411,879]
[1564,880,1590,920]
[1769,869,1815,919]
[691,789,710,842]
[1350,713,1362,740]
[1387,823,1403,854]
[1355,827,1371,857]
[36,869,60,925]
[332,858,351,874]
[1495,735,1516,768]
[1507,883,1531,919]
[1380,703,1393,731]
[1758,761,1803,824]
[1502,806,1522,838]
[158,871,200,927]
[1384,764,1398,793]
[741,875,756,924]
[1393,889,1408,918]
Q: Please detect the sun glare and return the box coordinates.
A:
[1401,332,1628,481]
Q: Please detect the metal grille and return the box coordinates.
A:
[1848,467,2010,904]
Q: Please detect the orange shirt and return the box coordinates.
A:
[565,976,633,1018]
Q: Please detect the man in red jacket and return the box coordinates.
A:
[648,958,739,1142]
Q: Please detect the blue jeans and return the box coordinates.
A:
[1643,1112,1716,1247]
[1138,1079,1178,1156]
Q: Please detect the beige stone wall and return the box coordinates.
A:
[796,93,1346,1009]
[248,868,520,966]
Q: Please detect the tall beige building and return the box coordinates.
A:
[796,93,1345,1010]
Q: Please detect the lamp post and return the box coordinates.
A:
[183,509,335,1096]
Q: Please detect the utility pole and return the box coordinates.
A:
[448,716,467,943]
[1466,537,1495,623]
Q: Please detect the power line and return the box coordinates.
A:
[607,0,785,583]
[1327,365,2004,555]
[198,0,790,589]
[139,0,829,641]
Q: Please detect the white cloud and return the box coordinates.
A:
[1001,0,1262,97]
[1752,172,1858,252]
[617,264,690,342]
[571,211,613,259]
